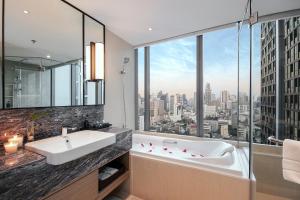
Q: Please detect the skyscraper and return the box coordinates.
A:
[204,83,212,105]
[261,17,300,142]
[284,17,300,140]
[221,90,230,110]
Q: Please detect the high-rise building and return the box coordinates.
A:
[150,98,165,124]
[169,95,175,115]
[159,93,169,112]
[221,90,230,110]
[221,90,229,103]
[284,17,300,140]
[182,94,188,105]
[204,83,212,105]
[261,17,300,142]
[261,21,278,142]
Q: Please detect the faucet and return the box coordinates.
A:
[61,127,77,142]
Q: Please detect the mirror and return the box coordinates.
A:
[0,0,105,109]
[84,15,105,105]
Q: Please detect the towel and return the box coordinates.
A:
[282,139,300,184]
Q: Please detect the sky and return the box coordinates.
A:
[138,23,261,99]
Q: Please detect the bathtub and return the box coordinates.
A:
[130,134,249,178]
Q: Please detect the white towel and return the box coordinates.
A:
[282,139,300,184]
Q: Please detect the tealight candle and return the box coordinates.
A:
[4,142,18,154]
[8,135,23,147]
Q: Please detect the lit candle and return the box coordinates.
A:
[8,135,23,147]
[4,142,18,154]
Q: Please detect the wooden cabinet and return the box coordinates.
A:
[44,170,98,200]
[43,153,130,200]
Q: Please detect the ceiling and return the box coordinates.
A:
[5,0,104,67]
[67,0,300,46]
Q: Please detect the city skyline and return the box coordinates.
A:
[138,24,261,98]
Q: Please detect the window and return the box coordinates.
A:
[203,26,238,140]
[136,15,300,143]
[137,48,145,130]
[149,37,196,135]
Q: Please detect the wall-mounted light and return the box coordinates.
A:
[23,10,30,14]
[88,42,104,81]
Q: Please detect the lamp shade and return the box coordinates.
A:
[89,42,104,81]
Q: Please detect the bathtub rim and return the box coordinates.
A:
[131,133,254,180]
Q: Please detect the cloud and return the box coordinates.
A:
[137,25,262,99]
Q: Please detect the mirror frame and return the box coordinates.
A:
[0,0,105,109]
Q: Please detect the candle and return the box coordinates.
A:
[8,135,24,147]
[4,142,18,154]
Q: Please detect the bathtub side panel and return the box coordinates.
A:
[130,155,251,200]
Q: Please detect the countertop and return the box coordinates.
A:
[0,127,132,200]
[0,150,45,172]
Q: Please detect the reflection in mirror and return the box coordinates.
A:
[4,0,83,108]
[84,16,105,105]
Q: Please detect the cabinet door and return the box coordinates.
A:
[45,170,98,200]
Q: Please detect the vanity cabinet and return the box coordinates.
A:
[43,152,130,200]
[44,170,98,200]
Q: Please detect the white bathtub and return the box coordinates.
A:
[130,134,249,178]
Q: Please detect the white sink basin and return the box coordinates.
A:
[25,130,116,165]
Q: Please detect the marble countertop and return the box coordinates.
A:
[0,127,132,200]
[0,150,45,173]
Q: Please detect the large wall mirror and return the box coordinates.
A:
[0,0,105,109]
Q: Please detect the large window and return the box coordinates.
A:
[203,26,238,139]
[136,15,300,144]
[137,48,145,130]
[149,37,196,135]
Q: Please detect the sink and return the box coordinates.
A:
[25,130,116,165]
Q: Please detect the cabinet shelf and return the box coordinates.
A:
[97,170,130,200]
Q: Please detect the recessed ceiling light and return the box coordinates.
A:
[46,55,51,59]
[148,27,153,31]
[23,10,30,14]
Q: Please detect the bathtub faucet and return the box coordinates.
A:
[163,139,177,145]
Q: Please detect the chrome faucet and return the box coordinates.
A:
[61,127,77,143]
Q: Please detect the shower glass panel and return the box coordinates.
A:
[252,14,300,199]
[53,65,71,106]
